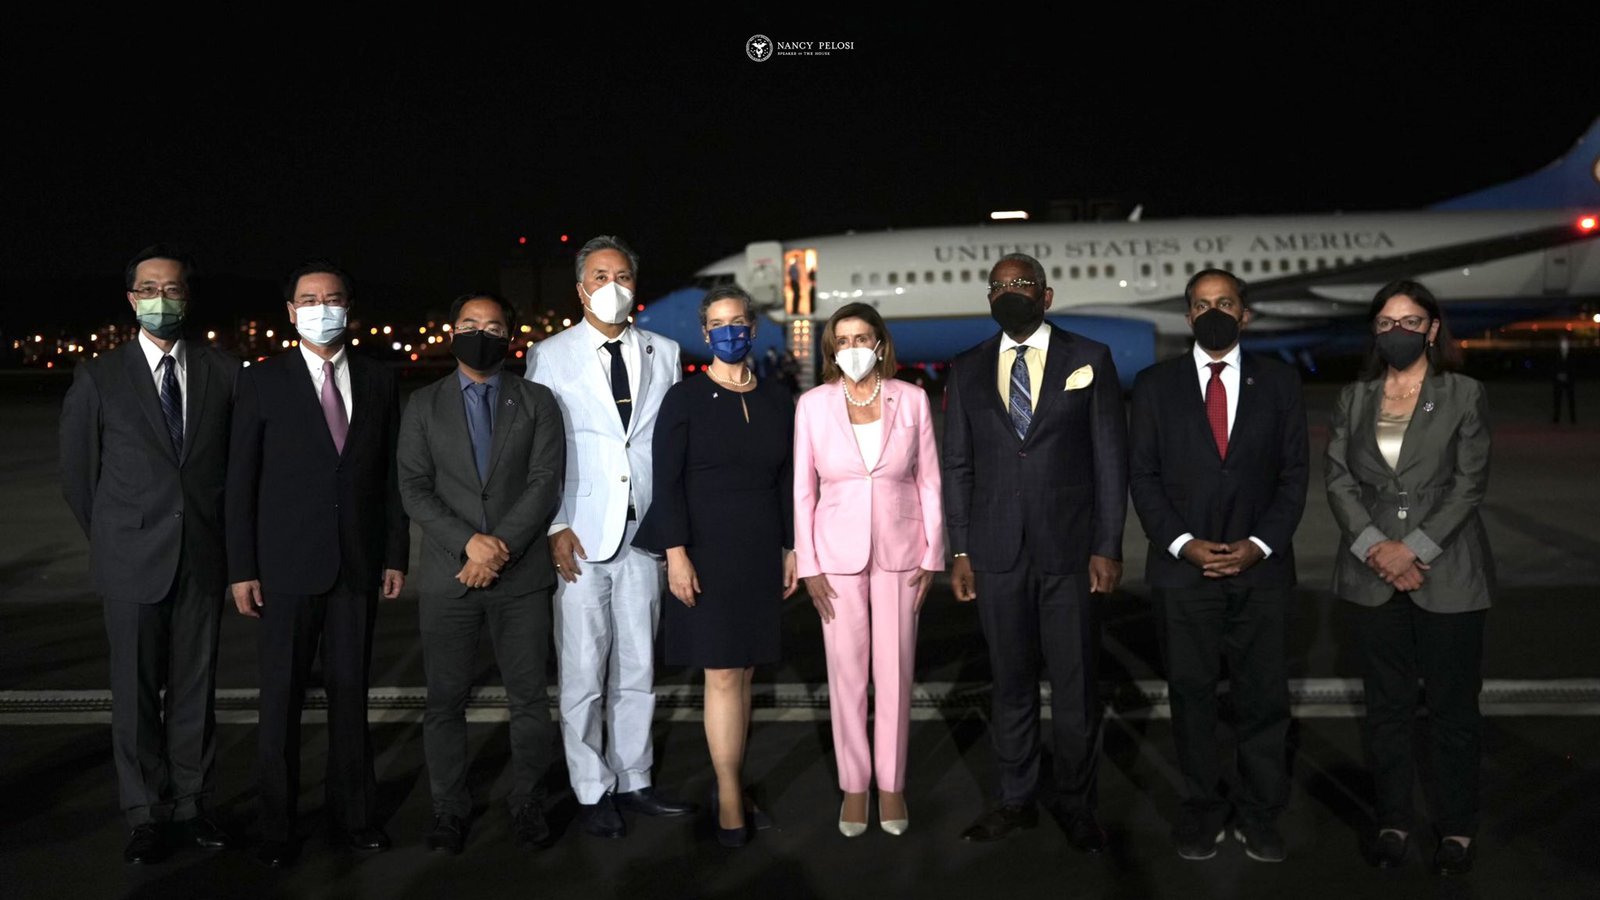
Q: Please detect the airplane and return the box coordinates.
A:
[635,117,1600,387]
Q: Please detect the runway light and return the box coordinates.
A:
[1580,215,1598,232]
[206,330,217,340]
[989,210,1029,221]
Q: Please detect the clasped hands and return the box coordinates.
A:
[1365,539,1430,592]
[1179,539,1265,578]
[459,533,510,589]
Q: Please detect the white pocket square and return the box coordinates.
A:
[1064,365,1094,390]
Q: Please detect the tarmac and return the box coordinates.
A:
[1,370,1598,900]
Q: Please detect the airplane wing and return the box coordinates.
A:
[1136,218,1600,313]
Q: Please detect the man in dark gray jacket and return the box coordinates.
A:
[60,245,239,864]
[397,292,565,854]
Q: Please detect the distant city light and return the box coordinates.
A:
[989,210,1029,221]
[561,318,571,327]
[441,324,451,332]
[560,234,569,243]
[265,329,274,338]
[280,340,290,349]
[351,338,360,346]
[34,335,43,343]
[403,344,412,352]
[409,353,419,361]
[206,330,217,340]
[519,325,531,334]
[418,326,427,335]
[391,342,402,351]
[370,327,379,335]
[1593,314,1600,324]
[382,325,392,335]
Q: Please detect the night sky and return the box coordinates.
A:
[6,12,1599,335]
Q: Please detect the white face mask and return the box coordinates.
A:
[837,345,879,383]
[582,281,634,325]
[294,304,348,346]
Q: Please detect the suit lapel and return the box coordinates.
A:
[287,353,340,459]
[630,332,655,438]
[435,375,478,485]
[1395,374,1440,476]
[484,377,522,483]
[874,378,901,471]
[576,334,625,437]
[342,355,372,461]
[975,334,1017,443]
[123,342,177,464]
[1022,327,1072,444]
[1225,354,1260,465]
[1356,378,1388,473]
[180,350,211,465]
[1182,357,1223,463]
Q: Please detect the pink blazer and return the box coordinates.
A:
[793,377,945,577]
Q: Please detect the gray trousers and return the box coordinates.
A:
[553,520,663,805]
[102,567,221,826]
[421,584,556,817]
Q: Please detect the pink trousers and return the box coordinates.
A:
[820,562,920,793]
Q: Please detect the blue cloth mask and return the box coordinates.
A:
[708,324,752,363]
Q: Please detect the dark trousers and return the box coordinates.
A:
[1153,583,1291,832]
[256,580,378,842]
[102,567,221,826]
[974,563,1102,813]
[1356,594,1485,837]
[420,586,556,817]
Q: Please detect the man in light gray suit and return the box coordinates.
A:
[398,292,565,854]
[60,245,239,864]
[527,235,693,838]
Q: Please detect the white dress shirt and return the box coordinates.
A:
[300,343,353,421]
[1168,341,1272,559]
[137,331,187,424]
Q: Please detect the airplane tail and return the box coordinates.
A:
[1433,115,1600,210]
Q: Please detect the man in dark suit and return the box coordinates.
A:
[398,293,565,854]
[1129,269,1308,863]
[943,253,1128,850]
[226,260,409,867]
[60,245,239,864]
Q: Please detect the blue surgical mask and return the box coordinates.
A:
[707,324,752,363]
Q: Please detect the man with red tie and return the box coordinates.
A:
[1128,269,1308,863]
[227,260,410,867]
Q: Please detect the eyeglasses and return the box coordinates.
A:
[292,294,350,308]
[456,325,509,338]
[1375,315,1428,333]
[988,278,1040,294]
[132,285,187,301]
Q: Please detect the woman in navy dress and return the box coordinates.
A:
[633,285,797,846]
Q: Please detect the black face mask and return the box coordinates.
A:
[452,330,510,372]
[990,291,1045,337]
[1375,327,1428,370]
[1191,308,1241,352]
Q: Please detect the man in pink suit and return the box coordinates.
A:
[794,303,944,837]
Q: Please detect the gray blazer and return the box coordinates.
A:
[60,340,240,604]
[397,371,565,599]
[1324,370,1494,611]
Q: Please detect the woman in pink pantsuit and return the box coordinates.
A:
[793,303,944,837]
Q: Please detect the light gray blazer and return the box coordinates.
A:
[1325,370,1494,612]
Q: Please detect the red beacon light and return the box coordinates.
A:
[1579,215,1598,233]
[518,236,528,245]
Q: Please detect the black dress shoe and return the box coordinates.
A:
[426,814,465,855]
[1065,812,1110,854]
[255,840,295,868]
[1173,818,1224,860]
[1433,837,1475,876]
[123,823,167,865]
[581,795,626,839]
[616,786,697,817]
[341,826,392,852]
[183,815,233,851]
[1233,823,1286,863]
[1369,829,1410,868]
[960,804,1038,842]
[513,801,551,847]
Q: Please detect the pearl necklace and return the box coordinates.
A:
[708,366,753,388]
[845,375,882,408]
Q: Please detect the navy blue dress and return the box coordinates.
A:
[633,373,793,668]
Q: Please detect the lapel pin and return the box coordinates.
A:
[1423,401,1434,412]
[712,392,719,399]
[645,344,654,355]
[1246,376,1255,386]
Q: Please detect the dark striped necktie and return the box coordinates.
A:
[158,355,183,456]
[1009,346,1032,440]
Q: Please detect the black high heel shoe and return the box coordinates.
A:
[710,785,748,848]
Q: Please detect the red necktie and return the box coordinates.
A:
[1205,361,1228,459]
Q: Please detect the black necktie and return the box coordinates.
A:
[158,355,183,456]
[605,341,631,430]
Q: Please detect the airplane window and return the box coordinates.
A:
[1140,263,1151,277]
[1242,260,1254,274]
[1070,266,1081,279]
[1222,260,1233,273]
[888,272,898,285]
[925,271,934,283]
[851,273,862,287]
[960,270,970,282]
[1280,258,1289,271]
[1105,265,1116,277]
[869,272,881,286]
[1317,257,1327,269]
[1087,265,1099,278]
[1163,262,1174,276]
[942,271,952,283]
[1335,257,1345,266]
[1298,258,1309,272]
[1203,261,1214,270]
[1184,262,1196,275]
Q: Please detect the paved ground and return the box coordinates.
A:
[2,371,1598,899]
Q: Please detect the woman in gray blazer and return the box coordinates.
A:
[1325,280,1492,877]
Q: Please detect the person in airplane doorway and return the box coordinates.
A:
[1325,280,1492,877]
[941,252,1128,852]
[1128,269,1309,864]
[525,235,697,840]
[398,292,566,855]
[226,259,410,868]
[793,303,944,838]
[60,244,241,865]
[632,285,799,848]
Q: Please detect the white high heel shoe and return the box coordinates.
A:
[879,796,908,836]
[838,798,867,838]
